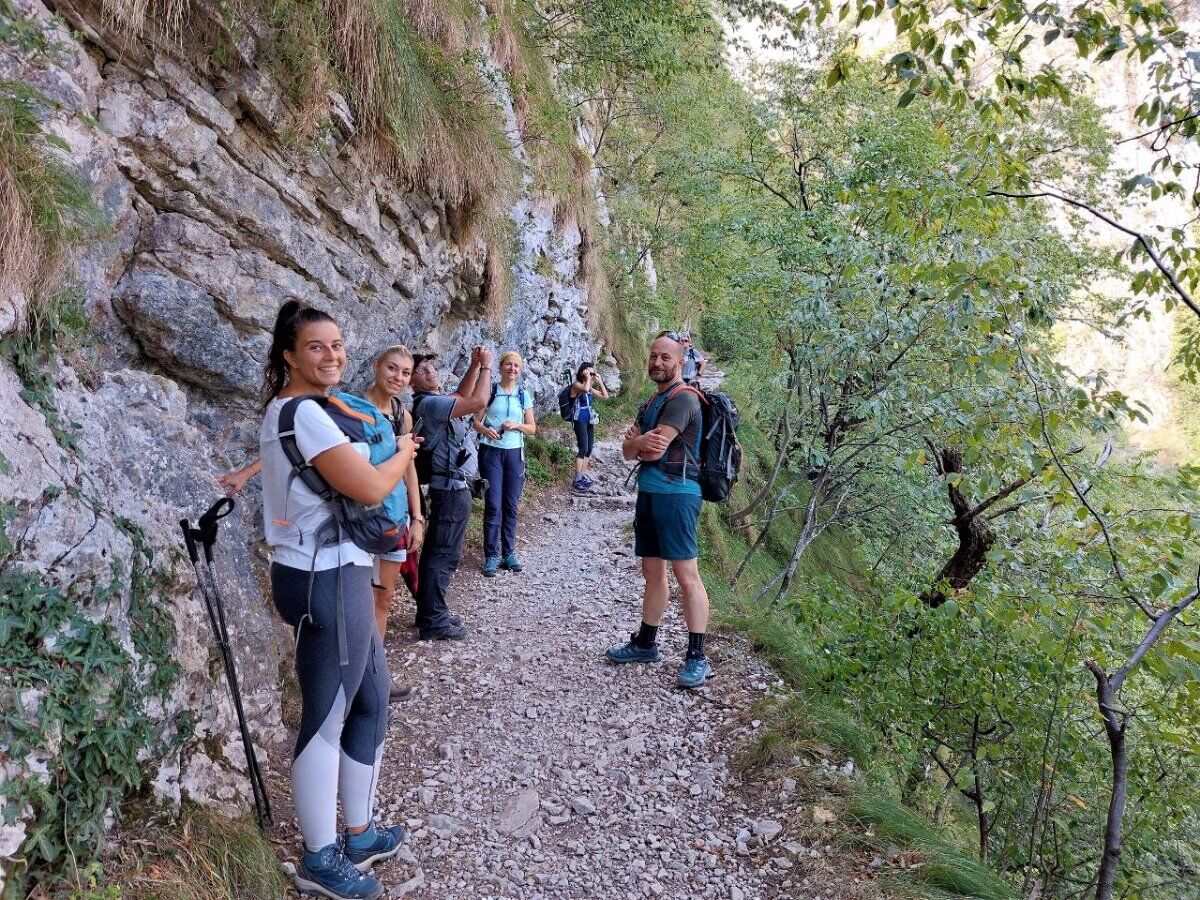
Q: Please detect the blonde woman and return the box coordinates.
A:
[359,345,424,643]
[472,351,535,576]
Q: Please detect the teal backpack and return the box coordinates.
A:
[329,391,409,525]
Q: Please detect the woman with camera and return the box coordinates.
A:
[258,300,415,900]
[473,351,536,576]
[569,361,608,493]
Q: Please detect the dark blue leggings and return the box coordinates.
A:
[574,420,595,459]
[479,444,525,558]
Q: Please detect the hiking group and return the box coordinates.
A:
[222,300,735,900]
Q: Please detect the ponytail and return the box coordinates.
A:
[262,300,337,407]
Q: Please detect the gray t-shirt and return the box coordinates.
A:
[413,393,478,491]
[636,385,702,494]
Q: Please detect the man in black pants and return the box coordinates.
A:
[410,347,492,640]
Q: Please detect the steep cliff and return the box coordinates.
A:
[0,0,614,888]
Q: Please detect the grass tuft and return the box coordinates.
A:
[109,807,288,899]
[0,79,104,332]
[850,794,1017,899]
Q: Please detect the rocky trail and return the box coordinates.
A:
[266,426,882,899]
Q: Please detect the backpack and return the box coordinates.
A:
[639,383,741,503]
[411,392,473,486]
[277,395,402,554]
[558,384,576,422]
[333,392,410,525]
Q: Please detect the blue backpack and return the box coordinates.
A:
[329,392,409,525]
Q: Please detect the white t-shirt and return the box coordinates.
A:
[260,396,372,571]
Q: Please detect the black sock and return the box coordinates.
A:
[686,632,706,660]
[635,621,659,648]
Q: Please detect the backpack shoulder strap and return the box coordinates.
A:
[489,382,498,407]
[391,396,408,436]
[326,392,376,425]
[644,384,706,429]
[278,394,336,504]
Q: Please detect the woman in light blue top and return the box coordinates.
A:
[472,351,536,576]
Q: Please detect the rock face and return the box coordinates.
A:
[0,0,613,885]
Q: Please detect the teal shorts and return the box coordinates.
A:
[634,491,701,561]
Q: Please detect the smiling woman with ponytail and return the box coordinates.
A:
[257,300,414,900]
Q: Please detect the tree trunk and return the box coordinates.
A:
[923,447,996,607]
[1087,662,1128,900]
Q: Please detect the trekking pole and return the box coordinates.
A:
[180,498,273,830]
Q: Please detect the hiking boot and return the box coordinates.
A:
[482,556,500,577]
[676,656,712,689]
[419,623,469,641]
[606,636,661,664]
[501,553,522,572]
[571,477,595,495]
[343,821,408,872]
[412,615,462,629]
[295,843,383,900]
[388,683,413,703]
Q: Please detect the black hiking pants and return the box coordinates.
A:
[415,486,471,634]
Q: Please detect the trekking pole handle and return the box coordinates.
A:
[197,497,235,563]
[180,519,200,563]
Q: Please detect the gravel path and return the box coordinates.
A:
[269,419,880,898]
[352,437,871,900]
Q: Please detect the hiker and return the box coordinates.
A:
[680,333,708,387]
[472,350,535,576]
[607,331,712,689]
[219,347,425,660]
[410,347,493,640]
[259,300,415,900]
[358,345,424,646]
[569,361,608,493]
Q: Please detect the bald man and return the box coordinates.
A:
[606,331,712,689]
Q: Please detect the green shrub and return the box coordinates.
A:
[1,523,185,895]
[525,433,575,484]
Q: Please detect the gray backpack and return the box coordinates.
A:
[411,392,472,486]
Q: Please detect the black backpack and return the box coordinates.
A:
[277,395,402,554]
[696,390,741,502]
[557,384,575,421]
[640,384,742,503]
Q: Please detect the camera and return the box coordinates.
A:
[468,476,489,500]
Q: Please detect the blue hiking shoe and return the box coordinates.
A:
[606,636,661,664]
[343,820,407,871]
[295,843,383,899]
[501,553,522,572]
[482,555,500,577]
[677,656,712,689]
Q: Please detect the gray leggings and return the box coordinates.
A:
[271,562,389,850]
